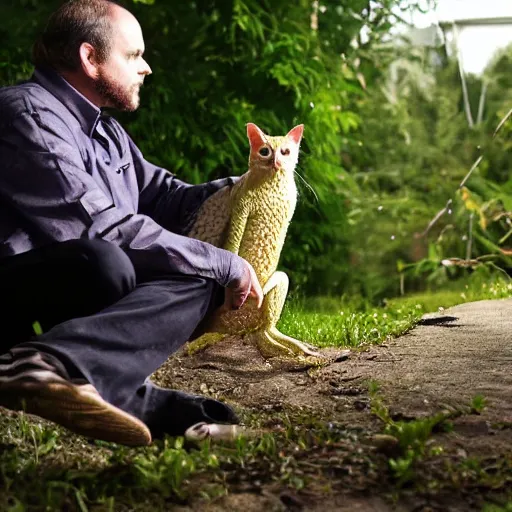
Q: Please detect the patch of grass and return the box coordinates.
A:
[279,273,512,349]
[278,304,421,348]
[388,270,512,312]
[0,416,220,510]
[368,381,460,487]
[470,394,488,414]
[0,408,379,510]
[129,436,220,499]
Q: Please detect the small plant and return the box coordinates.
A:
[470,394,488,414]
[132,436,219,500]
[368,380,392,425]
[368,381,457,486]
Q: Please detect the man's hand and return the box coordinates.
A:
[224,260,263,310]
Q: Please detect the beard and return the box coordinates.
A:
[94,71,141,112]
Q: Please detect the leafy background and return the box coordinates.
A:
[1,0,511,302]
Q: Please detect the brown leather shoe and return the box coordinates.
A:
[0,350,151,446]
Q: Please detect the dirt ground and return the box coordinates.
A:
[152,298,512,511]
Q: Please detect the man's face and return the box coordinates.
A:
[95,8,152,111]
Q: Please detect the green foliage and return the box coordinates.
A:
[0,0,434,297]
[279,270,512,348]
[470,394,488,415]
[132,437,218,499]
[343,38,512,299]
[483,503,512,512]
[369,382,455,486]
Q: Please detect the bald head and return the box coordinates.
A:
[32,0,151,112]
[108,3,146,60]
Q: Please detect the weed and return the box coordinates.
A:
[368,381,457,486]
[470,394,488,414]
[131,436,219,500]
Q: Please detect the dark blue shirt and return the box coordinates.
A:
[0,67,244,287]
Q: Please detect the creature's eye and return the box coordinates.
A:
[258,146,271,157]
[280,148,290,156]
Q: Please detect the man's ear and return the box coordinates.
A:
[79,42,101,79]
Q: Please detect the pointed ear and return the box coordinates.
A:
[247,123,267,149]
[286,124,304,145]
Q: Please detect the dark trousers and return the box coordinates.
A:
[0,239,237,437]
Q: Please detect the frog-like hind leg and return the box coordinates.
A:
[257,271,321,358]
[254,328,321,358]
[266,327,321,357]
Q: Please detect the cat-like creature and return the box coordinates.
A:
[186,123,319,358]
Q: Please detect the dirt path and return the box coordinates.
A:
[349,299,512,437]
[153,298,512,511]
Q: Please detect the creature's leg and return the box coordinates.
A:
[256,271,321,358]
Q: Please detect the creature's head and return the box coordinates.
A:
[246,123,304,179]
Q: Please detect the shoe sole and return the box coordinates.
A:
[0,376,151,446]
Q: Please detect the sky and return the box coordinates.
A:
[410,0,512,74]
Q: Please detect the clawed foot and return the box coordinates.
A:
[186,327,340,365]
[255,327,323,359]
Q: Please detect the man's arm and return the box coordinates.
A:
[0,104,245,289]
[124,130,239,235]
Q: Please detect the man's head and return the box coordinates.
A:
[33,0,152,111]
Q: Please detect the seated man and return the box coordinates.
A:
[0,0,262,445]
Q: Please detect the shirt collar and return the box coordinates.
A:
[32,67,102,138]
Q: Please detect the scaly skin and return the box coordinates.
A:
[187,124,319,359]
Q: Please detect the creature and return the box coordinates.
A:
[187,123,320,358]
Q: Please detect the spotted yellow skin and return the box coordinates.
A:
[187,125,319,358]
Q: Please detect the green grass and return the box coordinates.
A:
[278,271,512,349]
[278,304,420,348]
[0,410,373,511]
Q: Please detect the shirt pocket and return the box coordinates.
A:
[79,186,115,219]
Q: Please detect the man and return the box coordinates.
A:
[0,0,263,445]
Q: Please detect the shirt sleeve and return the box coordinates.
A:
[0,106,245,287]
[125,132,240,235]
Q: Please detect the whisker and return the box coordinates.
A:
[294,169,319,204]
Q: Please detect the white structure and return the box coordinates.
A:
[412,0,512,75]
[402,1,512,126]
